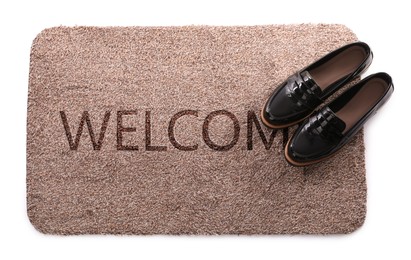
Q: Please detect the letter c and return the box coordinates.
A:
[168,110,199,151]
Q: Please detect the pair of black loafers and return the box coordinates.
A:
[261,42,394,166]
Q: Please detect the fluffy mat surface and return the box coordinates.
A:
[27,24,366,234]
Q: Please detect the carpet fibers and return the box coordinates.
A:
[27,24,366,234]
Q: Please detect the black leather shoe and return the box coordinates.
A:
[285,73,393,166]
[261,42,373,129]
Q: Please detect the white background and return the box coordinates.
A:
[1,0,410,259]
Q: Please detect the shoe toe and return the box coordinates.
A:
[263,82,310,127]
[286,125,334,165]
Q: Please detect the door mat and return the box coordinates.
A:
[27,24,366,235]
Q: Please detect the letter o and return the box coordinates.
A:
[202,110,240,151]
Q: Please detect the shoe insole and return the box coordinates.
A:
[335,78,388,134]
[308,46,367,90]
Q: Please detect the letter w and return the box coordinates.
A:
[60,111,111,150]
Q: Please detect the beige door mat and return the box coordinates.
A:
[27,24,366,235]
